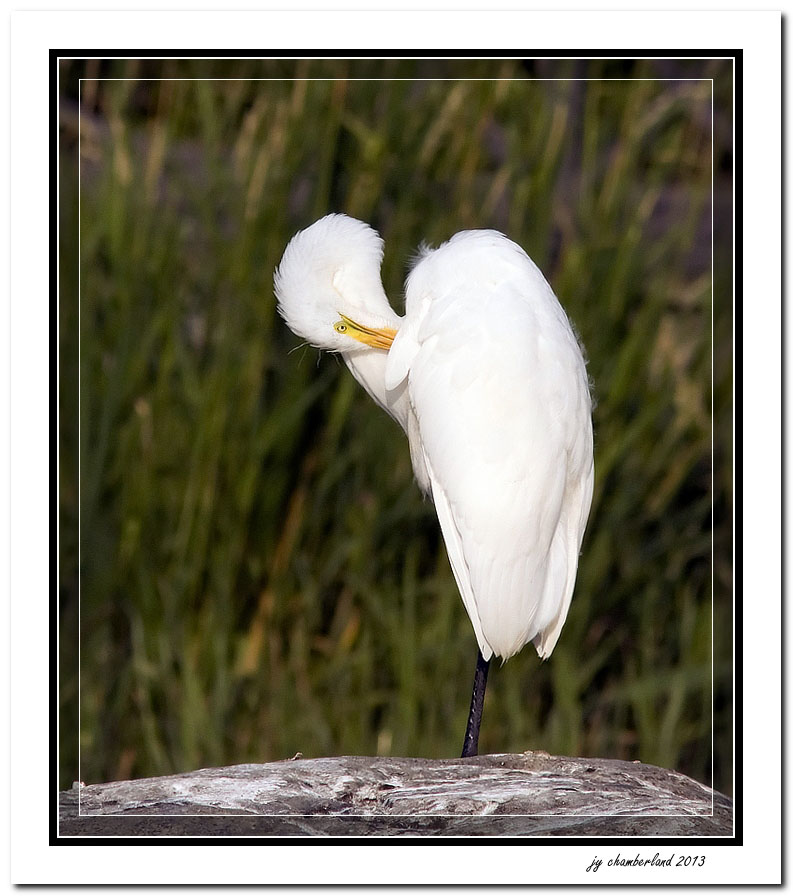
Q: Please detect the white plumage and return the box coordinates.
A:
[386,229,593,660]
[274,213,594,749]
[274,214,408,427]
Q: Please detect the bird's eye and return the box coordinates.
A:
[334,322,347,333]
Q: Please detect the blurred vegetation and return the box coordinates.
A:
[58,58,733,795]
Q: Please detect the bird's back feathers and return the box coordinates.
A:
[388,230,594,660]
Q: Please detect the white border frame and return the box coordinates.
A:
[8,6,780,887]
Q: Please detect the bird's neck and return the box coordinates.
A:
[342,349,409,433]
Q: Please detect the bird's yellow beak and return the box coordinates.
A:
[334,314,397,350]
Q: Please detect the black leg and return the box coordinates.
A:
[461,649,491,757]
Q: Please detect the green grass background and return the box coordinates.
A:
[59,58,734,794]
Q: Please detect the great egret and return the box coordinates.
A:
[274,214,594,757]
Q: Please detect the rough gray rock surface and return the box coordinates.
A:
[59,752,732,837]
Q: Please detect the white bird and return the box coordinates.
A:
[274,213,594,756]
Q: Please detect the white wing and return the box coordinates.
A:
[400,232,593,661]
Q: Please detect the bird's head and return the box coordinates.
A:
[274,214,400,353]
